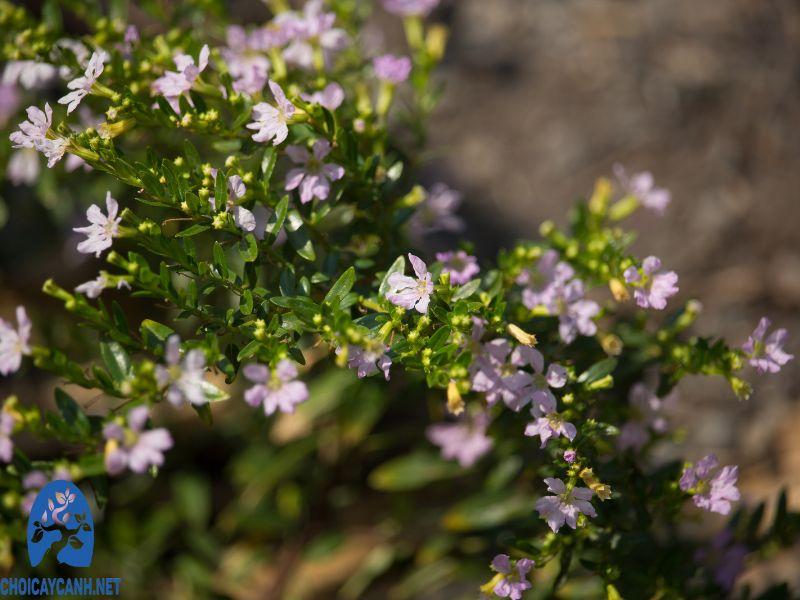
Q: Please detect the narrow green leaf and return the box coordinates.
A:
[324,267,356,305]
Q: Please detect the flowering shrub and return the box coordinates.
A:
[0,0,798,596]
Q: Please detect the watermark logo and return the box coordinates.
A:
[26,480,94,568]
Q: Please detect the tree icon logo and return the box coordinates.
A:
[26,480,94,567]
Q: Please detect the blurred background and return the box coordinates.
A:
[1,0,799,596]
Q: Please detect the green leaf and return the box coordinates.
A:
[267,195,289,241]
[324,267,356,305]
[176,223,210,238]
[452,278,481,301]
[239,289,254,315]
[99,341,131,383]
[54,388,90,436]
[212,242,229,277]
[442,492,530,531]
[238,234,259,263]
[368,451,463,492]
[261,147,278,189]
[141,319,175,350]
[577,358,618,384]
[378,256,406,296]
[214,169,227,208]
[236,339,262,361]
[286,211,316,261]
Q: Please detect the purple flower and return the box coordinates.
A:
[613,164,671,216]
[73,191,121,257]
[0,82,20,127]
[6,148,39,186]
[221,26,271,95]
[524,391,577,448]
[300,82,345,110]
[280,0,348,71]
[155,335,212,406]
[58,50,105,114]
[385,253,434,314]
[624,256,679,310]
[382,0,440,17]
[680,454,741,515]
[490,554,534,600]
[695,530,748,591]
[563,449,577,464]
[617,376,677,451]
[75,272,130,299]
[0,306,32,376]
[0,410,17,462]
[518,251,600,343]
[103,406,173,475]
[284,139,344,204]
[426,411,493,468]
[243,360,309,415]
[406,183,465,239]
[248,80,296,146]
[151,45,209,111]
[373,54,412,84]
[436,250,479,285]
[535,477,597,533]
[742,317,793,375]
[337,344,391,380]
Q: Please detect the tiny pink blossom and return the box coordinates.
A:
[407,183,464,239]
[385,253,433,314]
[6,148,39,186]
[436,250,479,285]
[382,0,440,17]
[59,50,105,113]
[535,477,596,532]
[426,411,493,468]
[103,406,173,475]
[336,344,391,380]
[151,45,209,111]
[490,554,535,600]
[563,449,577,463]
[680,454,741,515]
[373,54,412,84]
[624,256,679,310]
[613,163,671,216]
[73,191,121,257]
[524,390,577,448]
[0,410,17,462]
[247,80,296,145]
[75,273,131,299]
[300,82,345,110]
[155,335,210,406]
[221,26,271,95]
[284,139,344,203]
[742,317,793,375]
[243,360,309,415]
[0,306,32,376]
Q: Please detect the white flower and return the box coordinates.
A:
[9,103,67,168]
[0,306,32,376]
[58,50,105,113]
[247,80,295,146]
[385,253,433,314]
[73,191,121,257]
[75,273,130,299]
[6,148,40,186]
[2,61,57,90]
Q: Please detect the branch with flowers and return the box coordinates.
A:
[0,0,797,596]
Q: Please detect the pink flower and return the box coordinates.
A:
[535,477,596,533]
[436,250,479,285]
[243,360,309,415]
[613,163,671,216]
[0,82,20,127]
[406,183,464,239]
[247,80,296,145]
[385,253,433,314]
[524,391,577,448]
[151,45,209,110]
[103,406,173,475]
[680,454,740,515]
[155,335,211,406]
[382,0,440,17]
[58,50,105,114]
[617,375,677,451]
[742,317,793,375]
[0,306,32,376]
[337,344,391,380]
[300,82,345,110]
[624,256,679,310]
[563,449,577,463]
[373,54,412,84]
[6,148,39,186]
[0,410,17,462]
[280,0,348,71]
[284,139,344,203]
[221,26,270,95]
[426,411,493,468]
[490,554,535,600]
[73,191,121,257]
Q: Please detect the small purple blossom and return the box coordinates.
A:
[243,360,309,415]
[247,80,296,146]
[564,449,577,463]
[407,183,465,239]
[0,306,32,376]
[617,376,677,451]
[337,344,391,380]
[613,164,671,216]
[155,335,211,406]
[436,250,479,285]
[103,406,173,475]
[742,317,793,375]
[284,139,344,203]
[695,529,748,591]
[58,50,105,114]
[73,191,121,257]
[385,253,434,314]
[680,454,741,515]
[0,410,17,462]
[300,82,345,110]
[280,0,348,71]
[426,411,493,468]
[221,26,271,95]
[490,554,534,600]
[623,256,679,310]
[382,0,440,17]
[0,82,20,127]
[151,45,209,111]
[535,477,596,532]
[373,54,412,84]
[524,391,577,448]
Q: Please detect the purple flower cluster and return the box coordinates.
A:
[279,0,348,71]
[489,554,534,600]
[427,411,493,468]
[517,250,600,344]
[535,477,596,532]
[742,317,793,375]
[221,26,271,95]
[680,454,740,515]
[103,406,173,476]
[436,250,479,285]
[623,256,679,310]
